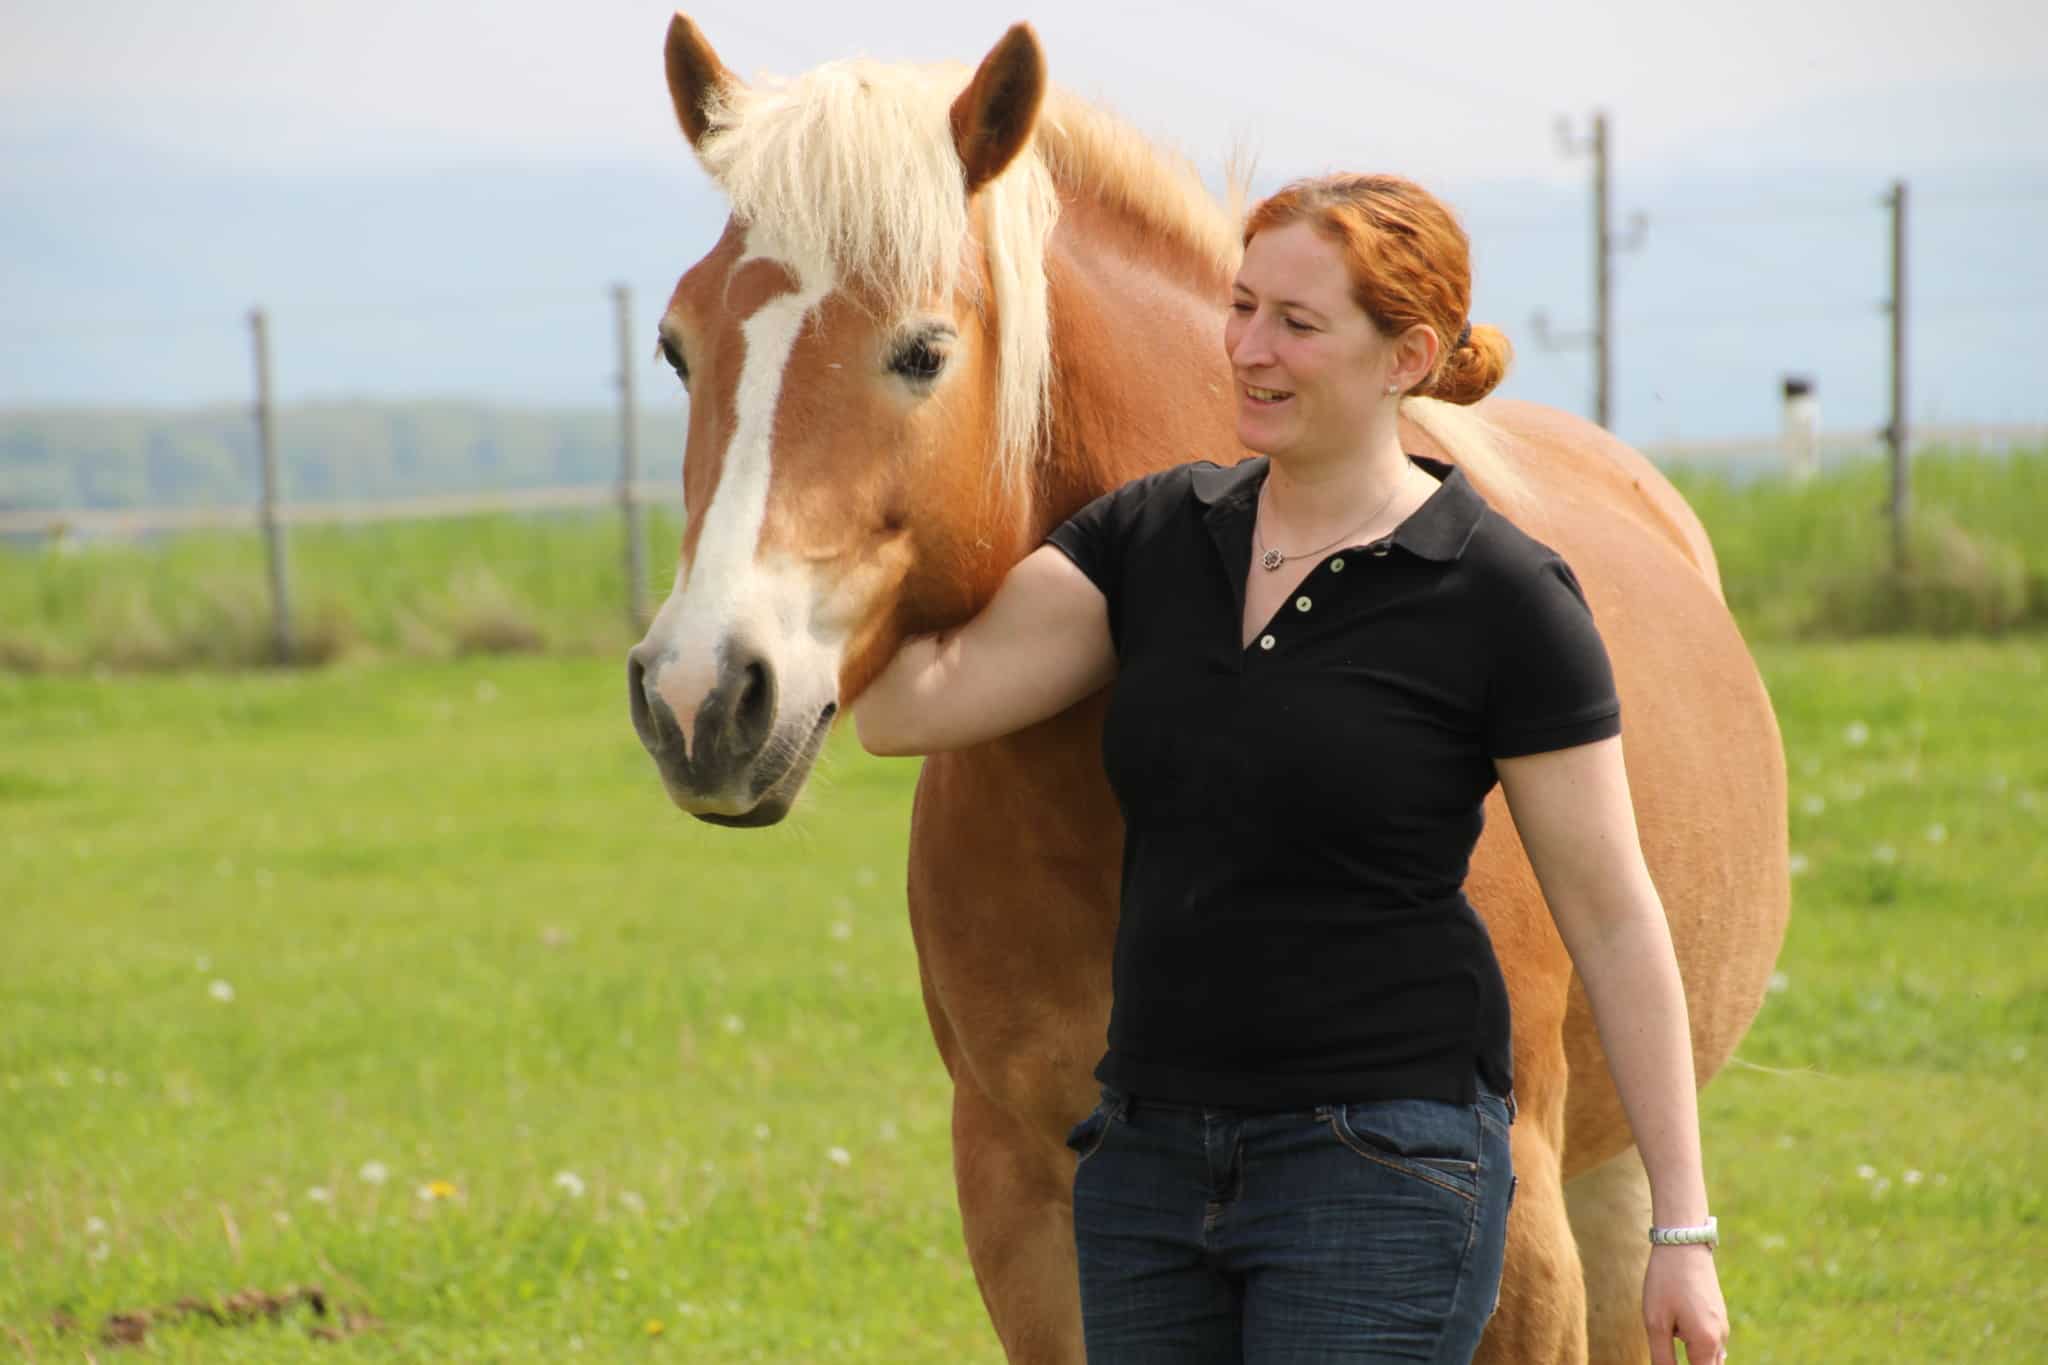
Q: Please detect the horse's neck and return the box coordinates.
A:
[1034,196,1241,535]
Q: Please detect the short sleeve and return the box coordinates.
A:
[1045,484,1127,610]
[1484,556,1622,758]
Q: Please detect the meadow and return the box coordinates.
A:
[3,638,2043,1361]
[2,450,2044,1359]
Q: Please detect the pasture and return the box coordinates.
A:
[2,638,2042,1361]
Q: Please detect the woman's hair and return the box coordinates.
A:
[1242,174,1510,405]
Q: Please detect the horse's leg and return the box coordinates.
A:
[1477,1119,1588,1365]
[951,1079,1087,1365]
[1567,1144,1654,1365]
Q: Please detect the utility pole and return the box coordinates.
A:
[248,307,294,663]
[1535,111,1645,431]
[614,284,648,630]
[1885,181,1910,574]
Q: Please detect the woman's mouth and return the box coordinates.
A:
[1243,384,1293,405]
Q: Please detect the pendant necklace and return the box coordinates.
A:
[1254,471,1405,572]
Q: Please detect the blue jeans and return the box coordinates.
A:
[1068,1083,1515,1364]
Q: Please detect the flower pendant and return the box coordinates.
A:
[1260,549,1284,571]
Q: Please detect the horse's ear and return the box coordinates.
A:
[665,12,739,149]
[949,23,1047,196]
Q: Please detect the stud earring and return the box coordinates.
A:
[1386,384,1400,396]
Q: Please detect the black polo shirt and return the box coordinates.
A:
[1046,455,1620,1109]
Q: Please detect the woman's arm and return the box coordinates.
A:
[1496,735,1730,1365]
[854,545,1116,756]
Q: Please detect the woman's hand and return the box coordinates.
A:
[1645,1244,1728,1364]
[854,545,1115,756]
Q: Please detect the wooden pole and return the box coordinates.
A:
[248,307,293,663]
[1593,111,1611,430]
[614,284,648,629]
[1887,181,1910,574]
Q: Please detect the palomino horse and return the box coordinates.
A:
[627,16,1788,1363]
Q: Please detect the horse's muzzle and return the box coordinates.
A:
[627,640,833,825]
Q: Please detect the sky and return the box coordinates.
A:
[4,0,2047,444]
[9,0,2046,182]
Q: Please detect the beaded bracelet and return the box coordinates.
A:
[1648,1215,1719,1249]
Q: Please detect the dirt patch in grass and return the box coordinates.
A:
[48,1285,377,1350]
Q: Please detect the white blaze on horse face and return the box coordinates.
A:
[640,227,844,772]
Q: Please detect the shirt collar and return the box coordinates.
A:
[1192,454,1485,562]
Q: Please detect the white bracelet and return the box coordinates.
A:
[1648,1215,1718,1248]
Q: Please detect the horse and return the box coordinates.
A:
[626,16,1789,1363]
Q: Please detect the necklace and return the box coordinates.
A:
[1254,470,1405,572]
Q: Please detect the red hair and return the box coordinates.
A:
[1242,174,1509,405]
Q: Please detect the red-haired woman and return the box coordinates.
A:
[858,174,1729,1365]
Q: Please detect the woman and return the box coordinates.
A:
[856,174,1729,1365]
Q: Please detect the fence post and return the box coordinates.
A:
[248,307,294,663]
[614,284,648,630]
[1886,181,1910,574]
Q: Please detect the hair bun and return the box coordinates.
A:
[1420,323,1510,405]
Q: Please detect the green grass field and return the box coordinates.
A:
[2,639,2043,1361]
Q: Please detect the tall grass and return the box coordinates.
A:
[3,447,2043,673]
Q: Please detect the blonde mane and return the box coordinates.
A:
[693,60,1239,492]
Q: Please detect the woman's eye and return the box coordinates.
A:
[890,337,947,382]
[1230,301,1254,314]
[1285,318,1315,333]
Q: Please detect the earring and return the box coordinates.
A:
[1385,384,1400,396]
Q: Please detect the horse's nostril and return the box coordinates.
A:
[628,650,679,756]
[735,659,773,741]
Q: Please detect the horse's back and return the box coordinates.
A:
[1409,398,1789,1173]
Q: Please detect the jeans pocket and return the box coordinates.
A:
[1327,1098,1481,1203]
[1065,1096,1116,1163]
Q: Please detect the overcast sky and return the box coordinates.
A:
[8,0,2046,186]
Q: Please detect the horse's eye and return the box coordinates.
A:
[889,336,948,383]
[658,337,690,387]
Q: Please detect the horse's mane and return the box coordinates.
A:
[693,57,1524,509]
[693,59,1237,492]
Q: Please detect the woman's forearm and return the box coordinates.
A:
[1571,909,1712,1228]
[852,631,950,756]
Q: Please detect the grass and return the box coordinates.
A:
[3,446,2044,674]
[1,640,2043,1361]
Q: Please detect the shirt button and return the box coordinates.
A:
[1330,558,1345,573]
[1258,634,1276,651]
[1370,541,1391,557]
[1294,596,1312,612]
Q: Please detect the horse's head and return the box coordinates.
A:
[628,16,1057,826]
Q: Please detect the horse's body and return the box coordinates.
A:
[628,19,1788,1364]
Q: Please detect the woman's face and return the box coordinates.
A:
[1225,219,1402,463]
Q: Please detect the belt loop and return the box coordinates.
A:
[1504,1087,1518,1125]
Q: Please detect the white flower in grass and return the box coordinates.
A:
[619,1191,646,1215]
[1776,1134,1796,1149]
[208,980,236,1003]
[1788,853,1810,876]
[84,1216,108,1237]
[475,679,499,704]
[1925,823,1947,843]
[826,1146,852,1168]
[274,1210,291,1226]
[1904,1169,1923,1186]
[358,1160,389,1186]
[2011,1045,2028,1063]
[1935,1173,1949,1186]
[307,1186,333,1204]
[553,1170,587,1198]
[1799,795,1826,816]
[1856,1164,1876,1180]
[676,1302,702,1318]
[878,1119,900,1143]
[753,1123,771,1142]
[1760,1233,1786,1251]
[1844,721,1869,746]
[854,866,877,888]
[830,921,852,941]
[721,1014,745,1035]
[1872,844,1897,865]
[1768,971,1791,994]
[1871,1177,1892,1197]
